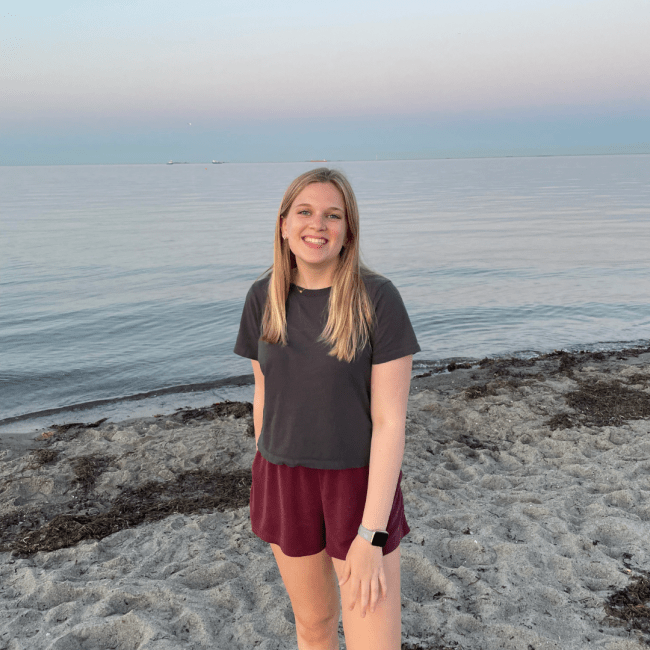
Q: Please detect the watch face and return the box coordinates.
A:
[372,531,389,547]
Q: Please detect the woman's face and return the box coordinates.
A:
[281,182,348,283]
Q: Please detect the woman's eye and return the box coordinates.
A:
[296,210,341,218]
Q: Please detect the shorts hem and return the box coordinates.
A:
[252,527,326,557]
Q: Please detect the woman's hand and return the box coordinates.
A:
[338,534,387,617]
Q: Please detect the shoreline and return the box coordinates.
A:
[0,374,256,430]
[1,347,649,649]
[3,341,649,436]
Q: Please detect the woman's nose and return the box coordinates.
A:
[309,213,328,229]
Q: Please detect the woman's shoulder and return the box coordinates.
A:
[243,270,271,303]
[360,267,393,296]
[251,270,272,289]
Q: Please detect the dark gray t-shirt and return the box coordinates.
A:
[233,270,421,469]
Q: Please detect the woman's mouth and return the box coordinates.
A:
[302,236,328,248]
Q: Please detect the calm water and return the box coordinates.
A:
[1,156,649,433]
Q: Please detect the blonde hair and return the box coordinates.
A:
[258,168,378,363]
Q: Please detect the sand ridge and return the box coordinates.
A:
[1,348,649,649]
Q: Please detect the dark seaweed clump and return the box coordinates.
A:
[445,362,473,372]
[548,379,650,430]
[169,401,254,438]
[39,418,109,443]
[50,417,108,433]
[478,355,537,374]
[0,466,252,558]
[464,378,527,400]
[566,380,650,426]
[455,433,499,453]
[604,567,650,646]
[27,449,60,468]
[171,400,252,423]
[545,412,576,431]
[71,455,115,491]
[464,383,499,400]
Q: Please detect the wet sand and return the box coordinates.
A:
[1,347,649,649]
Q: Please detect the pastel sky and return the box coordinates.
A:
[2,0,649,164]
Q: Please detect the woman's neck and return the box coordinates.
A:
[291,267,334,290]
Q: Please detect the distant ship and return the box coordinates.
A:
[309,159,327,162]
[167,160,174,164]
[212,160,224,164]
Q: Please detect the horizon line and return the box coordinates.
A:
[2,151,650,167]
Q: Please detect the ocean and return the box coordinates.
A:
[1,155,649,434]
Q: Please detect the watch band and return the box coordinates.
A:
[358,524,389,548]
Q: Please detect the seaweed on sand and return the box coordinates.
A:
[547,378,650,430]
[463,378,528,400]
[566,379,650,427]
[0,401,257,557]
[70,454,114,491]
[27,449,60,468]
[170,400,252,423]
[169,400,255,437]
[50,418,108,432]
[0,466,252,558]
[545,412,577,431]
[37,418,109,443]
[604,568,650,646]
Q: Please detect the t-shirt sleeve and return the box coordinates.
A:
[371,280,421,365]
[233,281,265,360]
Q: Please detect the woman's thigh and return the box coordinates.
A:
[331,545,401,650]
[270,543,340,633]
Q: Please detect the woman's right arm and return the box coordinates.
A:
[251,360,264,452]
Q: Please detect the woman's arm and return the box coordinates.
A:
[338,355,412,616]
[360,355,413,532]
[251,360,265,452]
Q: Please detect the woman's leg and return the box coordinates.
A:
[270,543,341,650]
[331,545,401,650]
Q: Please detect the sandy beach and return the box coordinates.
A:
[1,347,649,650]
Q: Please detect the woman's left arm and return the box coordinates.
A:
[362,354,413,532]
[338,355,413,616]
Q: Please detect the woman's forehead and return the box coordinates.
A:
[294,182,344,207]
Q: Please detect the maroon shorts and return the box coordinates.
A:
[249,450,410,561]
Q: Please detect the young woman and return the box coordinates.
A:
[234,168,420,650]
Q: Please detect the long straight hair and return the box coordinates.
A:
[258,168,378,362]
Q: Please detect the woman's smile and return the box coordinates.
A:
[302,236,328,248]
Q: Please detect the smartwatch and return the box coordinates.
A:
[358,524,389,548]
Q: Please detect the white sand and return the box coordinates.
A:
[1,351,649,649]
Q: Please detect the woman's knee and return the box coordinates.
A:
[271,544,341,632]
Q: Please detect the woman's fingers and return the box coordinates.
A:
[370,577,379,613]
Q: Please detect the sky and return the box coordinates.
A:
[1,0,649,164]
